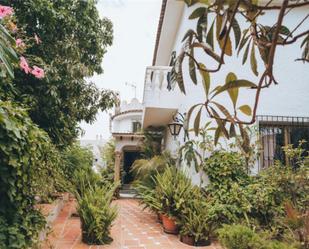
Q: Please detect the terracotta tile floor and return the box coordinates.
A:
[43,199,222,249]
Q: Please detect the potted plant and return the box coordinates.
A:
[154,167,199,234]
[179,199,216,246]
[76,180,118,245]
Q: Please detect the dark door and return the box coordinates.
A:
[123,151,141,184]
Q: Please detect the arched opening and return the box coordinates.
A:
[121,145,142,185]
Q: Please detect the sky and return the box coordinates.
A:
[80,0,162,140]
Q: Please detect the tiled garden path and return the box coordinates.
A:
[43,199,222,249]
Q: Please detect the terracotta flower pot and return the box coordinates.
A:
[180,235,195,246]
[162,214,178,234]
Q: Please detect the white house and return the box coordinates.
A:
[140,0,309,184]
[110,98,144,184]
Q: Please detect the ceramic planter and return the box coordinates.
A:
[180,235,195,246]
[180,235,211,247]
[161,214,178,234]
[196,239,211,246]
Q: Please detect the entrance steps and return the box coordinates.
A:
[119,184,138,199]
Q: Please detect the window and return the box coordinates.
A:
[132,121,141,133]
[258,115,309,170]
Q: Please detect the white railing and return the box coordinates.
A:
[142,66,173,107]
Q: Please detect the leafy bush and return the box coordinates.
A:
[99,139,115,184]
[31,142,68,203]
[218,224,261,249]
[203,151,252,223]
[204,151,249,187]
[0,101,47,248]
[62,143,94,183]
[76,180,118,245]
[246,160,309,229]
[218,224,298,249]
[131,151,174,184]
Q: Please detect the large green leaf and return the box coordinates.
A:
[232,18,241,48]
[212,101,233,122]
[225,72,238,108]
[214,126,222,145]
[216,14,232,56]
[210,107,229,139]
[212,79,257,98]
[238,105,252,116]
[187,103,203,126]
[189,7,207,19]
[197,11,208,42]
[176,51,186,94]
[194,106,203,136]
[242,39,251,65]
[250,43,258,76]
[189,49,197,84]
[237,29,249,55]
[229,123,236,137]
[199,63,210,97]
[206,20,215,50]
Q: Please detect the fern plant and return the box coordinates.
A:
[76,180,118,245]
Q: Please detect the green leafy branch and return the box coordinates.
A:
[170,0,309,144]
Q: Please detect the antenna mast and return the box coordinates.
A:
[125,82,137,98]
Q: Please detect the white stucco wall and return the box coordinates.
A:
[111,98,143,133]
[158,3,309,184]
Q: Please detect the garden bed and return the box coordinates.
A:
[36,192,70,241]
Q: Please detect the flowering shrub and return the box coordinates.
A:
[0,5,51,248]
[0,4,44,79]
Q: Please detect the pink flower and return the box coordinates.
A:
[31,66,45,79]
[0,5,13,19]
[34,34,41,44]
[16,38,25,47]
[19,57,31,74]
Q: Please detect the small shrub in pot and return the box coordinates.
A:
[76,181,118,245]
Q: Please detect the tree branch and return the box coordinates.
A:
[204,0,290,125]
[252,1,309,10]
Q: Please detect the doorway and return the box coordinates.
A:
[122,151,141,184]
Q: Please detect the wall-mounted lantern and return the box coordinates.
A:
[168,112,185,140]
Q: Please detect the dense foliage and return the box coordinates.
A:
[99,139,116,184]
[0,102,47,248]
[218,224,298,249]
[0,1,116,247]
[0,0,115,147]
[62,144,94,183]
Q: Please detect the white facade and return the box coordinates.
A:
[110,98,144,183]
[141,1,309,184]
[111,98,143,134]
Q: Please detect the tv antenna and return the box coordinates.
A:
[125,82,137,98]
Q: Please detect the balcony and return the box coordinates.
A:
[142,66,181,129]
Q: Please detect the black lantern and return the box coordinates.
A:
[168,112,185,139]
